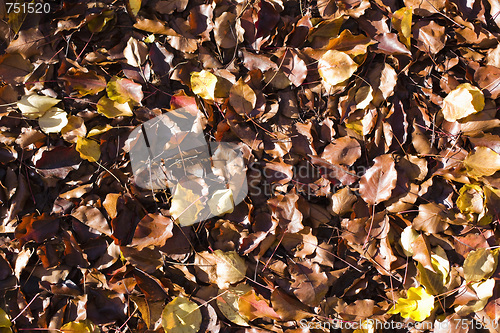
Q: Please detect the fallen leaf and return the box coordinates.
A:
[97,96,134,118]
[318,50,358,87]
[238,289,280,321]
[442,83,485,122]
[38,108,69,134]
[161,297,202,333]
[388,287,435,321]
[464,146,500,178]
[17,94,61,119]
[191,70,218,101]
[463,248,499,283]
[106,76,143,104]
[208,189,235,216]
[76,137,101,162]
[391,7,412,48]
[455,279,496,315]
[359,154,398,205]
[229,79,256,117]
[124,37,148,68]
[217,283,252,326]
[60,320,100,333]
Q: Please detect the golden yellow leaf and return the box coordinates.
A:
[87,124,113,137]
[194,250,247,289]
[387,286,435,321]
[464,146,500,178]
[60,320,99,333]
[318,50,358,86]
[191,70,217,100]
[76,137,101,162]
[161,297,202,333]
[17,94,61,119]
[61,115,87,143]
[392,7,412,48]
[442,83,485,122]
[97,96,133,118]
[0,308,11,328]
[38,107,68,134]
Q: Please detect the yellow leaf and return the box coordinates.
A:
[87,124,113,137]
[127,0,142,16]
[353,320,376,333]
[392,7,413,48]
[318,50,358,86]
[17,94,61,119]
[97,96,133,118]
[442,83,485,122]
[60,320,99,333]
[0,308,11,328]
[170,183,205,226]
[76,137,101,162]
[217,284,252,326]
[463,248,499,283]
[417,247,450,295]
[161,297,202,333]
[238,289,280,321]
[208,189,234,216]
[456,184,484,218]
[38,107,68,133]
[464,146,500,178]
[387,286,435,321]
[87,10,114,33]
[191,70,218,100]
[400,226,419,256]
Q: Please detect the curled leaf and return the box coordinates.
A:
[387,286,435,321]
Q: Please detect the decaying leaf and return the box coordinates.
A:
[38,108,69,134]
[464,146,500,178]
[194,250,246,289]
[359,154,397,205]
[17,94,61,119]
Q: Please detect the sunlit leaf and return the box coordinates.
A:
[76,137,101,162]
[123,37,148,68]
[455,279,496,315]
[463,248,499,283]
[318,50,358,86]
[229,79,256,117]
[392,7,412,48]
[97,96,134,118]
[359,154,397,205]
[191,70,217,100]
[38,108,68,134]
[106,76,143,104]
[442,83,485,122]
[17,94,61,119]
[417,246,450,295]
[464,146,500,178]
[60,69,107,97]
[387,286,435,321]
[161,297,202,333]
[400,226,419,256]
[238,289,280,321]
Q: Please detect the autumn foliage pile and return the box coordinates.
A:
[1,0,500,331]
